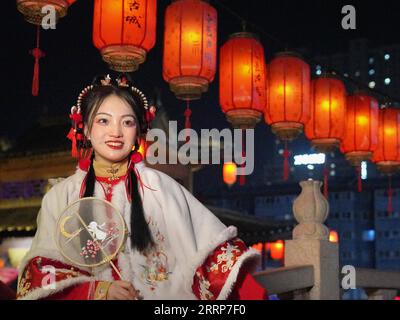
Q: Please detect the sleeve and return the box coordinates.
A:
[144,169,260,300]
[17,187,97,300]
[18,256,111,300]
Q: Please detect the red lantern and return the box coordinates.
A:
[372,108,400,174]
[305,75,347,153]
[17,0,76,25]
[163,0,217,101]
[223,162,237,186]
[265,52,310,180]
[137,139,148,159]
[265,52,310,140]
[341,93,379,166]
[372,108,400,214]
[270,240,284,260]
[93,0,157,72]
[329,230,339,243]
[219,32,267,129]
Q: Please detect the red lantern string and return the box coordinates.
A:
[388,175,393,215]
[184,100,192,143]
[323,166,329,198]
[239,129,246,186]
[283,141,290,181]
[30,25,45,96]
[356,165,362,192]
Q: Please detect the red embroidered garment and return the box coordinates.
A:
[192,238,267,300]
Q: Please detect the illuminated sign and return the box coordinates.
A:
[294,153,326,166]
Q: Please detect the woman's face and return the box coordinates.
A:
[87,94,137,165]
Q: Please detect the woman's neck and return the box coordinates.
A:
[93,156,129,180]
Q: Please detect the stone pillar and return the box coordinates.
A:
[285,180,340,300]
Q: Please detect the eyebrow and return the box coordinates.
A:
[95,112,136,118]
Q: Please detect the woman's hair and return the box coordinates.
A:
[80,75,154,253]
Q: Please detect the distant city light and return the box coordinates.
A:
[368,57,374,64]
[384,78,391,85]
[330,170,336,176]
[343,73,349,77]
[361,161,367,180]
[368,81,376,88]
[384,53,390,60]
[316,65,321,70]
[362,230,375,242]
[307,164,314,170]
[368,69,375,76]
[294,153,326,166]
[316,70,322,75]
[330,163,336,169]
[355,71,360,77]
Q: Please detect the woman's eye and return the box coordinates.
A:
[97,118,109,124]
[124,119,136,127]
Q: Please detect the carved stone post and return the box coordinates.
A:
[285,180,340,300]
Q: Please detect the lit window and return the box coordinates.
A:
[355,71,360,77]
[368,57,374,64]
[368,69,375,76]
[307,164,314,170]
[316,70,322,75]
[343,73,349,77]
[278,149,284,155]
[362,230,375,242]
[384,78,391,85]
[316,65,321,70]
[368,81,376,88]
[384,53,390,60]
[330,170,336,176]
[330,163,336,169]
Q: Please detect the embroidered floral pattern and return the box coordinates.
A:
[192,238,248,300]
[140,217,171,291]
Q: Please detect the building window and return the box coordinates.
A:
[384,53,391,60]
[368,69,375,76]
[368,57,374,64]
[384,78,391,85]
[369,81,376,89]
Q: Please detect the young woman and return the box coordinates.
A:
[17,75,267,300]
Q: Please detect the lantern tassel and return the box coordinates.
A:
[323,167,329,198]
[283,141,290,181]
[356,165,362,192]
[30,25,45,96]
[239,129,246,186]
[388,175,393,215]
[184,100,192,143]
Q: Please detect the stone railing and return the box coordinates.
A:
[253,180,400,300]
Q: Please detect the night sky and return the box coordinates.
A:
[2,1,400,192]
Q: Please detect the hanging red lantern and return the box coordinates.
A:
[223,162,237,186]
[305,74,347,153]
[93,0,157,72]
[265,52,310,140]
[17,0,76,25]
[341,93,379,165]
[137,139,148,159]
[341,92,379,191]
[219,32,267,129]
[329,230,339,243]
[265,52,310,180]
[163,0,217,101]
[270,240,284,260]
[372,108,400,174]
[372,108,400,214]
